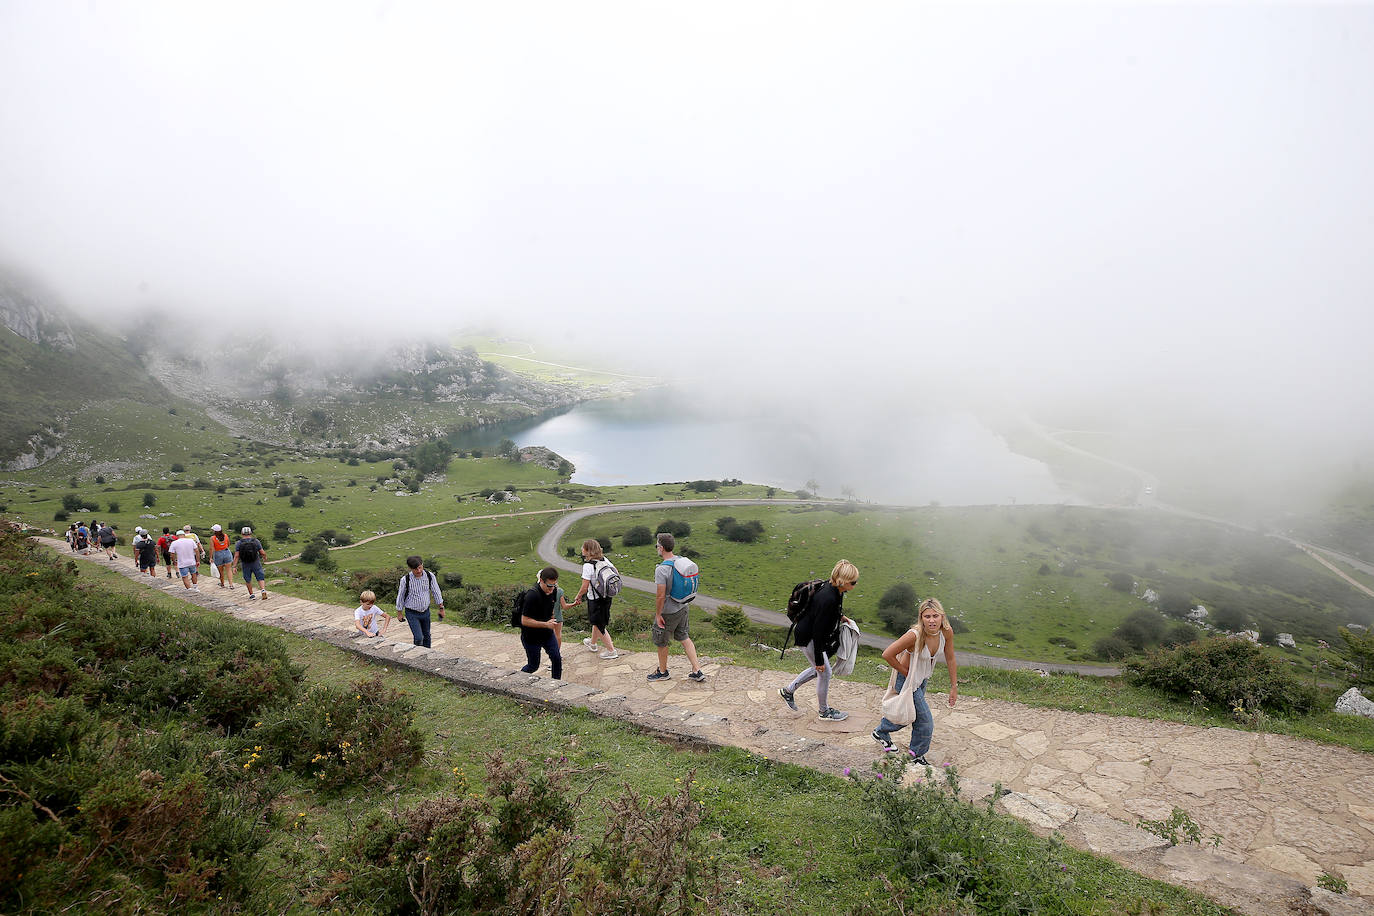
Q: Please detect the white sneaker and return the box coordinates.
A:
[583,637,598,653]
[191,586,201,593]
[599,651,621,660]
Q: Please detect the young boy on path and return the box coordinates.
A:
[353,590,391,638]
[647,533,705,682]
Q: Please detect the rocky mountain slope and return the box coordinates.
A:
[0,268,588,465]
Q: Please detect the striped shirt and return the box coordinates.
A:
[396,570,443,615]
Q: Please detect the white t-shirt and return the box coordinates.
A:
[169,536,199,568]
[355,606,385,635]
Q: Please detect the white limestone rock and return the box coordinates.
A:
[1334,688,1374,719]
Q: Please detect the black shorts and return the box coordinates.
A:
[160,551,172,565]
[586,596,612,631]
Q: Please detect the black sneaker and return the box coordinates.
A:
[912,754,931,767]
[872,729,896,751]
[646,669,670,681]
[778,687,798,711]
[818,707,849,721]
[687,669,706,683]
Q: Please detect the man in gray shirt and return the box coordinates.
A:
[396,555,444,647]
[647,533,705,682]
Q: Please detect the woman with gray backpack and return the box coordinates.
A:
[570,538,622,659]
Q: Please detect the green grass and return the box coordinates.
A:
[45,556,1236,915]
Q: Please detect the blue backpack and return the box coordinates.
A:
[660,556,699,604]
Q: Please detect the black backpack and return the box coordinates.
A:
[238,539,260,563]
[509,589,525,627]
[779,579,826,658]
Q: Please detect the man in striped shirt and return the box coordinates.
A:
[396,555,444,648]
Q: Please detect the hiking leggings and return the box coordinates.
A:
[786,642,831,710]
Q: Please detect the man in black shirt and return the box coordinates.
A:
[518,566,563,680]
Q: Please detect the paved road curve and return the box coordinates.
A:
[536,498,1122,676]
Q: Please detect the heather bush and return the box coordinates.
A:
[458,584,524,626]
[334,752,722,915]
[712,604,750,636]
[253,676,424,793]
[851,755,1075,913]
[346,566,409,604]
[1126,636,1320,714]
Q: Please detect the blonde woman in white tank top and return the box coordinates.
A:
[871,597,958,763]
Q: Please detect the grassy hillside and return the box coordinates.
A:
[0,533,1235,915]
[0,317,170,464]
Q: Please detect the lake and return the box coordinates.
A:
[455,389,1069,506]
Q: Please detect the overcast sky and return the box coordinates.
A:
[2,2,1373,462]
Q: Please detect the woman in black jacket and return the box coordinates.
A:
[778,559,858,720]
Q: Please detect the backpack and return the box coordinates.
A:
[589,559,622,599]
[780,578,826,658]
[238,539,260,563]
[661,557,699,604]
[509,589,525,627]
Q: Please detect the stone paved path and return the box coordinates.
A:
[53,540,1374,914]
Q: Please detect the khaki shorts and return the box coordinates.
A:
[651,606,690,646]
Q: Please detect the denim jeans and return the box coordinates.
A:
[520,629,562,679]
[404,609,432,647]
[874,674,933,755]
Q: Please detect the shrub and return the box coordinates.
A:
[106,501,120,513]
[849,756,1074,912]
[712,605,750,636]
[1337,626,1374,686]
[53,510,68,522]
[878,583,918,613]
[716,517,764,543]
[658,520,691,538]
[276,483,292,497]
[1048,636,1077,649]
[299,541,329,565]
[1093,635,1134,661]
[686,479,720,492]
[1113,609,1167,650]
[346,567,409,604]
[333,753,721,915]
[457,584,524,626]
[289,495,305,508]
[1107,572,1135,593]
[622,525,654,547]
[614,607,653,636]
[1157,590,1194,618]
[192,479,213,490]
[1126,636,1321,714]
[170,463,185,473]
[876,604,910,636]
[95,475,105,484]
[442,571,464,588]
[596,536,612,551]
[60,494,99,512]
[254,676,424,793]
[1164,622,1200,647]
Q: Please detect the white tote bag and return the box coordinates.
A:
[880,647,919,725]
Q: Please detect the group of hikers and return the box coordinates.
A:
[354,530,958,762]
[68,521,270,599]
[73,519,956,761]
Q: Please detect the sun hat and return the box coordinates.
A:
[211,524,222,532]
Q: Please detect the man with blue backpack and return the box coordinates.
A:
[647,532,705,682]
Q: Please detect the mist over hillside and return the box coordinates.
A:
[0,267,590,466]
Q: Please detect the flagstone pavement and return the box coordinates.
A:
[51,541,1374,916]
